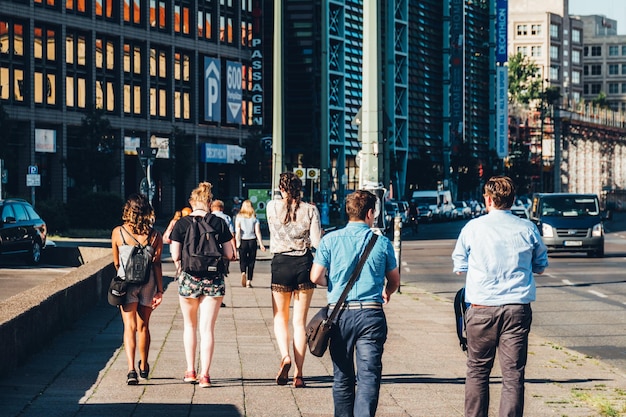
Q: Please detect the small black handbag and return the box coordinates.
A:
[306,234,379,357]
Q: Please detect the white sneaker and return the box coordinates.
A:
[246,280,252,288]
[241,272,247,287]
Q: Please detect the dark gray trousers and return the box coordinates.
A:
[464,304,532,417]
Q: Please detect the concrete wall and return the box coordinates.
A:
[0,249,113,376]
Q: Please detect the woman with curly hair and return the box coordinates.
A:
[169,182,235,388]
[266,172,322,388]
[111,193,164,385]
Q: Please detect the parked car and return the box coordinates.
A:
[394,200,410,224]
[453,201,472,219]
[0,198,47,264]
[384,201,400,233]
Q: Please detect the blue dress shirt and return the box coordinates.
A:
[314,222,397,304]
[452,209,548,305]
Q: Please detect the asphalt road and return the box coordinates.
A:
[400,213,626,374]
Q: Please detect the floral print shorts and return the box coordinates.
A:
[177,271,225,298]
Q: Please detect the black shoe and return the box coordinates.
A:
[127,370,138,385]
[221,302,226,307]
[138,360,150,379]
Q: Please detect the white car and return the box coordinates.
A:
[453,201,472,219]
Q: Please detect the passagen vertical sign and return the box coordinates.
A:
[251,0,264,126]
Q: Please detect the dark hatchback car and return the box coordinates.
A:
[0,198,47,264]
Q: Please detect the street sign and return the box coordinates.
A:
[137,147,158,167]
[26,174,41,187]
[307,168,319,180]
[28,165,38,175]
[293,168,305,179]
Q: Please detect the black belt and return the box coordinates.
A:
[329,302,383,310]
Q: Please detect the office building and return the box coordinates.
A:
[0,0,260,214]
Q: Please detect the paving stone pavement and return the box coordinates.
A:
[1,254,625,416]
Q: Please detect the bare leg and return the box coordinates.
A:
[291,288,314,378]
[136,304,153,372]
[120,302,139,372]
[179,296,200,373]
[272,290,293,364]
[198,296,223,377]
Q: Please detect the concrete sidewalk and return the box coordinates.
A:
[1,256,625,417]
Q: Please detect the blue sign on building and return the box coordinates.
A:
[226,61,242,124]
[496,0,508,64]
[204,57,221,122]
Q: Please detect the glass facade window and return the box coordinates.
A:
[531,46,541,57]
[591,83,601,94]
[124,0,142,25]
[174,1,191,35]
[95,0,116,19]
[66,31,88,109]
[609,83,619,94]
[550,45,559,60]
[572,50,580,64]
[591,46,602,56]
[609,64,619,75]
[517,46,527,56]
[66,0,87,14]
[550,24,559,39]
[609,45,619,56]
[572,28,581,43]
[572,70,580,85]
[549,65,559,81]
[591,65,602,75]
[516,24,527,36]
[531,24,541,36]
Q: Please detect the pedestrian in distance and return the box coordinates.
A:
[266,172,322,388]
[163,207,192,244]
[211,199,238,276]
[169,182,235,388]
[235,199,266,288]
[310,190,400,417]
[162,210,181,244]
[111,193,164,385]
[452,176,548,417]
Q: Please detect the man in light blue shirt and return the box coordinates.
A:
[311,190,400,417]
[452,176,548,417]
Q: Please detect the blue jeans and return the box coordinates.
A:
[465,304,532,417]
[329,308,387,417]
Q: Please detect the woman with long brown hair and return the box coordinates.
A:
[266,172,322,388]
[111,194,164,385]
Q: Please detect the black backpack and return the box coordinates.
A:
[120,227,154,285]
[454,287,469,352]
[182,214,225,278]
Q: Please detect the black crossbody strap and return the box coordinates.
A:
[327,233,379,323]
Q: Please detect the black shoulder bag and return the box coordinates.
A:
[306,233,379,357]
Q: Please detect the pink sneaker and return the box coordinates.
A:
[198,375,211,388]
[183,371,197,383]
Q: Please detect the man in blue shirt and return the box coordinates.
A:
[311,190,400,417]
[452,176,548,417]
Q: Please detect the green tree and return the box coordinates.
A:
[66,109,117,193]
[508,53,543,104]
[592,91,610,109]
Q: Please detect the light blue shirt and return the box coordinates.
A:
[452,209,548,305]
[314,222,397,304]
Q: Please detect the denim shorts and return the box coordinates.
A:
[177,271,225,298]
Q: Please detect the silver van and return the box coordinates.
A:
[529,193,604,257]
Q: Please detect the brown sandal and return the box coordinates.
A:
[293,376,305,388]
[276,356,291,385]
